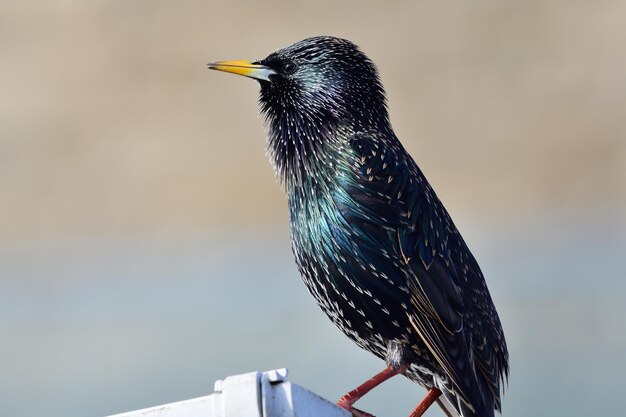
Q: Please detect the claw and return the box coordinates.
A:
[336,400,376,417]
[336,365,407,417]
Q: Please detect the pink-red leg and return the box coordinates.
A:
[408,387,442,417]
[337,365,407,417]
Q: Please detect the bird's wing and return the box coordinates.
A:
[345,132,465,330]
[345,132,490,413]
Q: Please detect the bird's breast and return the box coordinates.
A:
[286,184,416,352]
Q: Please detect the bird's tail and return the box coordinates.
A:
[436,389,495,417]
[436,396,459,417]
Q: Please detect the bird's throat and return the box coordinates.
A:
[265,108,347,190]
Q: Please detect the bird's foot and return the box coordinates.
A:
[336,398,376,417]
[336,365,408,417]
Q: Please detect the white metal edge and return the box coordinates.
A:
[105,368,350,417]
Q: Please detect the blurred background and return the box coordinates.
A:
[1,1,625,417]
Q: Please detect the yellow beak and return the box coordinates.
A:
[207,60,276,82]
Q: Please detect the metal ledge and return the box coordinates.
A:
[106,368,350,417]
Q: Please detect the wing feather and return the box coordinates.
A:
[345,131,507,415]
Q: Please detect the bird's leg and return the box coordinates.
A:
[337,364,407,417]
[408,387,442,417]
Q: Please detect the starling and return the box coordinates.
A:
[208,36,509,417]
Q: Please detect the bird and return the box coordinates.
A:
[208,36,509,417]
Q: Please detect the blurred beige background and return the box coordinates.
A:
[2,0,624,244]
[1,1,625,417]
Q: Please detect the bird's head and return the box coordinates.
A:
[209,36,392,186]
[209,36,389,131]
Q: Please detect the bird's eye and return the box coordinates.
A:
[282,62,297,75]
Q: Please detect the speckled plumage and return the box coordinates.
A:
[210,36,509,417]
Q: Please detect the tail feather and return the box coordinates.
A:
[436,397,458,417]
[436,387,494,417]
